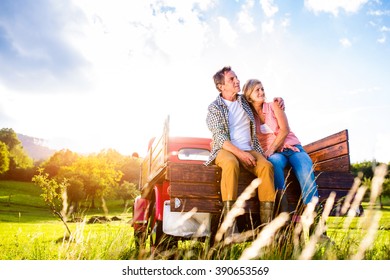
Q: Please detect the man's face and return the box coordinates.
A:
[220,70,240,96]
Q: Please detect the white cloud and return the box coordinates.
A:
[238,0,256,33]
[368,9,390,16]
[380,26,390,32]
[281,16,291,28]
[73,0,212,63]
[340,38,352,48]
[217,17,238,47]
[151,11,210,60]
[262,19,275,34]
[260,0,279,18]
[0,0,217,155]
[304,0,369,16]
[0,0,89,92]
[378,35,386,44]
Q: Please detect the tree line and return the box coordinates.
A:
[1,128,141,216]
[1,127,389,214]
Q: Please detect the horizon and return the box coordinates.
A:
[14,127,389,164]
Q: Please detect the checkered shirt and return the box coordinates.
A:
[204,94,263,166]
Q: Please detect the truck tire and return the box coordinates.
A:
[132,205,146,251]
[148,197,164,253]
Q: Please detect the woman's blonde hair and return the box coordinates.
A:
[242,79,262,103]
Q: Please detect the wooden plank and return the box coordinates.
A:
[237,169,256,185]
[139,116,170,191]
[309,141,349,163]
[312,155,351,172]
[286,171,355,192]
[140,166,167,198]
[139,155,150,189]
[170,171,354,214]
[169,193,260,213]
[167,129,354,216]
[315,171,354,190]
[285,171,354,208]
[170,197,222,213]
[148,135,167,182]
[167,162,221,183]
[168,163,222,213]
[169,167,260,213]
[170,182,221,199]
[304,130,348,154]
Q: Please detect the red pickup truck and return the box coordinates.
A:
[132,117,358,250]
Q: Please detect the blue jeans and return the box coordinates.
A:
[267,145,318,205]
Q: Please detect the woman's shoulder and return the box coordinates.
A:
[269,100,283,112]
[263,101,276,112]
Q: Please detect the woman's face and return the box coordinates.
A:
[250,83,265,103]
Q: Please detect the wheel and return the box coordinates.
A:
[132,205,147,251]
[207,213,221,247]
[148,197,165,253]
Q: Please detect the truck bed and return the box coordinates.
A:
[168,130,354,215]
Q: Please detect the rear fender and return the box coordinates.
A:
[153,184,164,222]
[133,195,149,231]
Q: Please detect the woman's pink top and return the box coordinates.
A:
[255,102,301,152]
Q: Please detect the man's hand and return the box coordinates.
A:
[273,97,285,111]
[222,141,257,169]
[238,151,257,169]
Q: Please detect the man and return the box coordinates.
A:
[205,66,279,238]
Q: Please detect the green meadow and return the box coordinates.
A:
[0,180,389,260]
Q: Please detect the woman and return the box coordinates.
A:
[242,79,319,215]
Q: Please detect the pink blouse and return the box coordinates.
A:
[255,102,301,152]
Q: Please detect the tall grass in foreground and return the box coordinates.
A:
[145,163,389,260]
[0,164,388,260]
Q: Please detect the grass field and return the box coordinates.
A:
[0,180,389,260]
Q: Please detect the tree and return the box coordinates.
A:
[120,155,141,185]
[9,144,33,169]
[0,142,10,174]
[37,148,140,214]
[0,128,33,179]
[96,149,141,185]
[66,177,84,215]
[41,149,79,177]
[116,181,140,207]
[351,160,390,208]
[0,128,21,150]
[32,168,71,236]
[59,154,122,209]
[351,160,376,179]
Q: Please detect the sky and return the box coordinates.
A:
[0,0,389,163]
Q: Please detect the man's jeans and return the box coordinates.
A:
[268,145,318,205]
[215,149,275,202]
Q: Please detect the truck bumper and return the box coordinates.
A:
[162,200,211,238]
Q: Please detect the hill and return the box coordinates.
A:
[17,133,56,161]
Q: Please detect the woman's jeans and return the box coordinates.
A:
[267,145,318,205]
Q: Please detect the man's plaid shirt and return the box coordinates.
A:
[205,94,263,166]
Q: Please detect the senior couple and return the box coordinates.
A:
[205,66,319,238]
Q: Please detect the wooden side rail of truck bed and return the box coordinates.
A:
[168,129,355,216]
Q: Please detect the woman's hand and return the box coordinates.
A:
[264,149,274,159]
